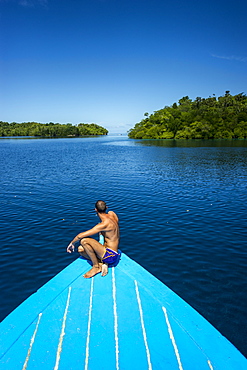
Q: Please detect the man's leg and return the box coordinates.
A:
[78,244,90,259]
[78,241,108,277]
[81,238,106,278]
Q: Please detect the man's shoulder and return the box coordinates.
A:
[108,211,116,215]
[108,211,118,222]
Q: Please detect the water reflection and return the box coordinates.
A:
[134,138,247,148]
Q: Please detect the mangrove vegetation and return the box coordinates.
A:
[128,92,247,139]
[0,121,108,137]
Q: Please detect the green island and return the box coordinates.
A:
[0,121,108,137]
[128,91,247,139]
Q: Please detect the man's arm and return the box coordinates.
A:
[67,222,106,253]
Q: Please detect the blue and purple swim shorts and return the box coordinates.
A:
[102,248,120,264]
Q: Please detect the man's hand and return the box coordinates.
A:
[67,242,75,253]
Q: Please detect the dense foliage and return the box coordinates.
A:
[0,121,108,137]
[128,92,247,139]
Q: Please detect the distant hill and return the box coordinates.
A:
[0,122,108,137]
[128,92,247,139]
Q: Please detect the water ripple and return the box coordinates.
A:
[0,137,247,356]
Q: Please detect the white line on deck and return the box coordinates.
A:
[84,277,94,370]
[162,307,183,370]
[207,360,214,369]
[112,267,119,370]
[22,312,43,370]
[134,280,152,370]
[54,286,72,370]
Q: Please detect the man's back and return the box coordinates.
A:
[101,211,119,251]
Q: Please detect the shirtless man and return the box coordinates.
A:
[67,200,120,278]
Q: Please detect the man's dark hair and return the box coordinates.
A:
[95,200,107,213]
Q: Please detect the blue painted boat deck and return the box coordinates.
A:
[0,253,246,369]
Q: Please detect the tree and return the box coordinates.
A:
[128,92,247,140]
[0,121,108,137]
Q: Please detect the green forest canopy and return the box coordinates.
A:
[0,122,108,137]
[128,92,247,139]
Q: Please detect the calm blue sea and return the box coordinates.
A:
[0,135,247,357]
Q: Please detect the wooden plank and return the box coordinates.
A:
[24,288,69,368]
[0,259,88,360]
[115,266,150,370]
[87,269,116,370]
[0,315,42,370]
[58,275,92,370]
[134,282,180,369]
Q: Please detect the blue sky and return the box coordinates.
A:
[1,0,246,133]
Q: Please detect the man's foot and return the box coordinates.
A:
[83,266,102,279]
[101,263,108,277]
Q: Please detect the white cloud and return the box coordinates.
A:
[212,54,247,63]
